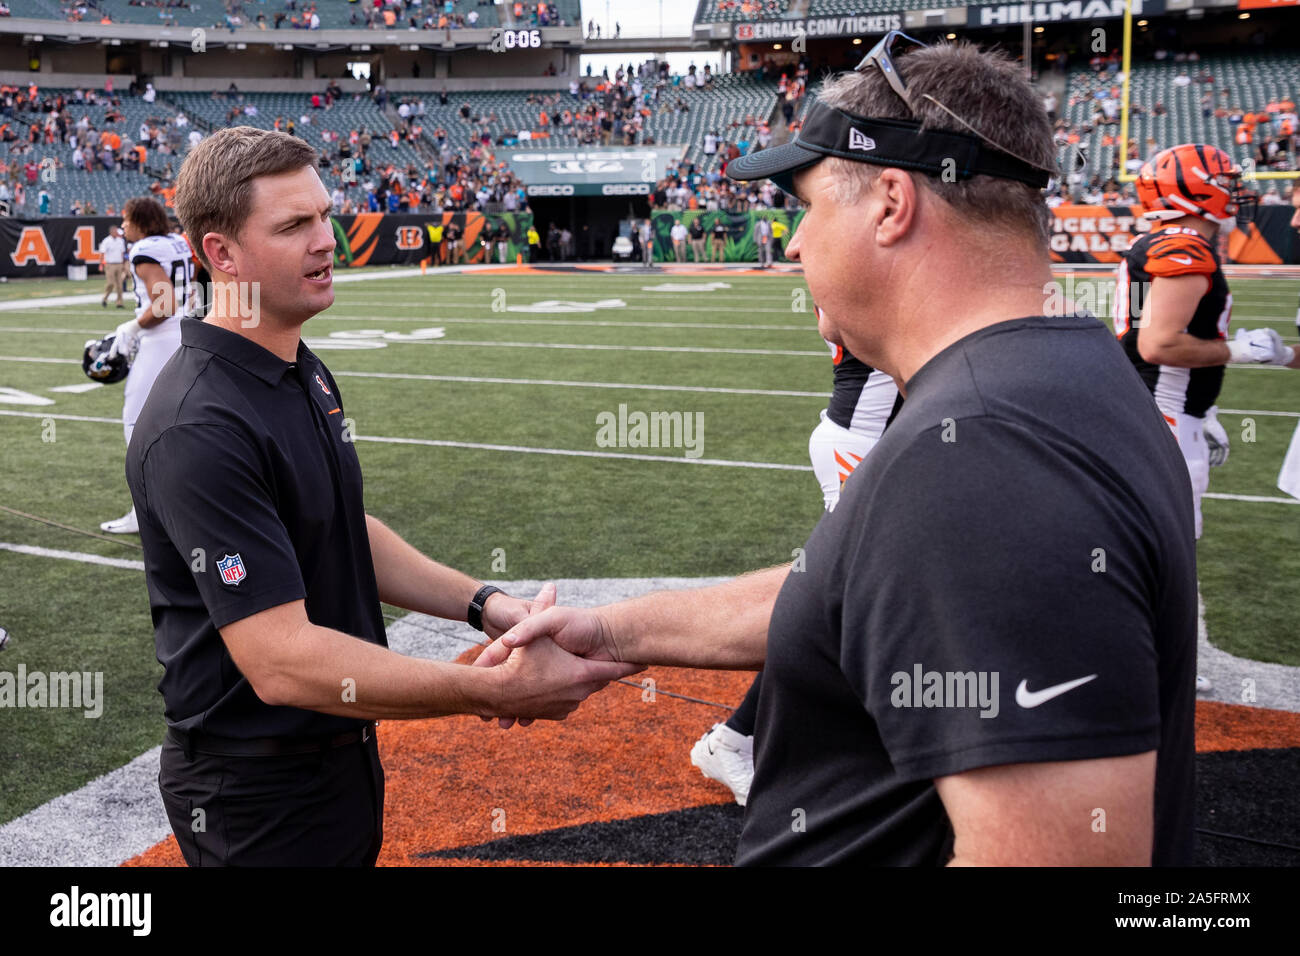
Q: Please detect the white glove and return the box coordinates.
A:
[107,318,141,359]
[1227,327,1295,366]
[1203,406,1229,468]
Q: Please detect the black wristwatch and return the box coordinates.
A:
[467,584,503,632]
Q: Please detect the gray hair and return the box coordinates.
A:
[816,42,1055,245]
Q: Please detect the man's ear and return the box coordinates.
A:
[874,168,919,248]
[202,233,238,278]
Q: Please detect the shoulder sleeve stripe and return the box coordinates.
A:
[1143,231,1217,277]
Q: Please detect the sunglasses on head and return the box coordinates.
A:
[851,30,1062,181]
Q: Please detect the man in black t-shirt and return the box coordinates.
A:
[688,217,706,262]
[709,218,727,262]
[480,41,1198,866]
[133,127,637,866]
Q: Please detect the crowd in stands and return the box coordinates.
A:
[1043,50,1297,204]
[0,82,197,214]
[338,0,494,32]
[646,62,807,214]
[710,0,789,18]
[507,1,568,27]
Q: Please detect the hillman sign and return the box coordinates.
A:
[733,14,901,42]
[966,0,1165,26]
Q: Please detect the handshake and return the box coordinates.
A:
[1227,327,1295,366]
[469,582,640,726]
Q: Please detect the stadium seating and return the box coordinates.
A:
[1062,53,1300,186]
[424,72,778,168]
[0,69,782,215]
[693,0,942,22]
[1,0,503,30]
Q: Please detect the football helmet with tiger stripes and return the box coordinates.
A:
[1136,144,1258,226]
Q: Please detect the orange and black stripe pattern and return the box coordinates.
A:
[1142,229,1218,278]
[1138,144,1240,221]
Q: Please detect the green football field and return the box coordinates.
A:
[1,267,1298,825]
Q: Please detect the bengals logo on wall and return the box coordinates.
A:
[395,226,425,250]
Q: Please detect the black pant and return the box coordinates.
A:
[158,730,384,866]
[726,672,761,737]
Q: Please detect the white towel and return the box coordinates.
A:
[1278,420,1300,499]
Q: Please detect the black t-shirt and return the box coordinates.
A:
[689,219,705,239]
[126,319,385,739]
[737,314,1198,866]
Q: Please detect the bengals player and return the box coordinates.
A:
[1116,144,1297,691]
[689,306,902,806]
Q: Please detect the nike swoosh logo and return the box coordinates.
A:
[1015,674,1098,708]
[1169,255,1193,265]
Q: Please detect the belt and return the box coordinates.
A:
[167,722,376,757]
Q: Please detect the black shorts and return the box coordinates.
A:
[158,729,384,867]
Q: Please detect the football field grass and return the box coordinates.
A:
[1,266,1298,827]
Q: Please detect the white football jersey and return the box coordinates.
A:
[129,232,195,318]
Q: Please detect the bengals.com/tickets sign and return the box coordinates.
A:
[1050,204,1297,265]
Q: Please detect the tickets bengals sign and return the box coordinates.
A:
[1051,204,1296,265]
[1050,205,1151,262]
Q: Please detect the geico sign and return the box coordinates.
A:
[601,183,651,195]
[527,184,575,196]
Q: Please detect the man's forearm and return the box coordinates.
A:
[1141,336,1231,369]
[256,620,497,720]
[366,514,480,620]
[605,564,789,669]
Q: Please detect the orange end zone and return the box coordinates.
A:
[126,647,752,867]
[123,680,1300,867]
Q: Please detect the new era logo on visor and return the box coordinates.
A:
[848,128,876,152]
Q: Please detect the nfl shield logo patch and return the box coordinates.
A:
[216,553,247,586]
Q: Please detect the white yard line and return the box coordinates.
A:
[0,542,143,571]
[1204,492,1300,505]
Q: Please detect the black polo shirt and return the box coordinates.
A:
[737,314,1198,866]
[126,318,385,739]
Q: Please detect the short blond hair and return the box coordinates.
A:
[173,126,319,270]
[817,43,1055,245]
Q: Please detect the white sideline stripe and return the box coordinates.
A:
[0,293,102,311]
[1218,408,1300,418]
[0,542,144,570]
[1204,492,1300,505]
[0,326,106,334]
[0,358,831,397]
[318,316,817,332]
[0,328,824,356]
[0,410,120,424]
[333,370,829,398]
[7,408,1300,481]
[415,339,825,356]
[352,433,813,470]
[0,355,80,364]
[0,410,812,469]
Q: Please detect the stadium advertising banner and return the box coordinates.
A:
[0,212,532,278]
[648,209,805,263]
[1237,0,1298,7]
[509,147,685,198]
[966,0,1165,27]
[732,14,901,42]
[1049,204,1297,264]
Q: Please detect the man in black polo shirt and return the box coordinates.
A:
[481,40,1198,865]
[129,126,638,866]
